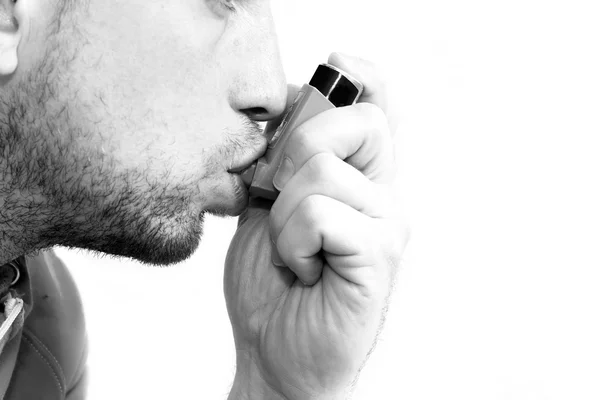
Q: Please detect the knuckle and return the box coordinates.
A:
[290,123,310,145]
[298,195,327,230]
[355,103,389,135]
[355,101,385,121]
[304,153,339,184]
[287,124,313,153]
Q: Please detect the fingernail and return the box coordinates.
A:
[271,239,285,267]
[273,157,294,191]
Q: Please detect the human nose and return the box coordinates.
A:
[227,10,288,122]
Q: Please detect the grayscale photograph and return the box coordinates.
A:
[0,0,598,399]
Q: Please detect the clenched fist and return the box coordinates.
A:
[225,53,408,400]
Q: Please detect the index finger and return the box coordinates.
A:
[327,52,399,136]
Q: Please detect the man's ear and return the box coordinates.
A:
[0,0,23,76]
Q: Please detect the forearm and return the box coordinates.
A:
[228,351,288,400]
[228,351,352,400]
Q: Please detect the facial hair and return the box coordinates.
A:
[0,14,264,266]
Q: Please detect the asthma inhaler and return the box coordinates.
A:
[239,63,364,200]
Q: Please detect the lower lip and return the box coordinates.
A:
[229,173,250,215]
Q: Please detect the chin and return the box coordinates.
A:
[130,232,202,266]
[79,212,206,267]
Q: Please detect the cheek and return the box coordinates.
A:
[53,56,238,192]
[68,46,237,179]
[79,0,229,118]
[39,0,246,189]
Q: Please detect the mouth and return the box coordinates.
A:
[226,120,268,188]
[227,142,266,177]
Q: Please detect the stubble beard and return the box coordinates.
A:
[0,16,249,267]
[0,75,207,266]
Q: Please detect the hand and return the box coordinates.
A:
[224,53,408,400]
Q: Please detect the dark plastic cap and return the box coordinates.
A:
[309,64,364,107]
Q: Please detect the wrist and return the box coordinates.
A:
[229,350,287,400]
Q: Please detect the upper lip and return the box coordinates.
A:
[227,119,269,173]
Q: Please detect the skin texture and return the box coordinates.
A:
[0,0,287,265]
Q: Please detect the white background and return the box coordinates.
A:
[56,0,600,399]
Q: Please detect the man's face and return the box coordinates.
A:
[1,0,287,265]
